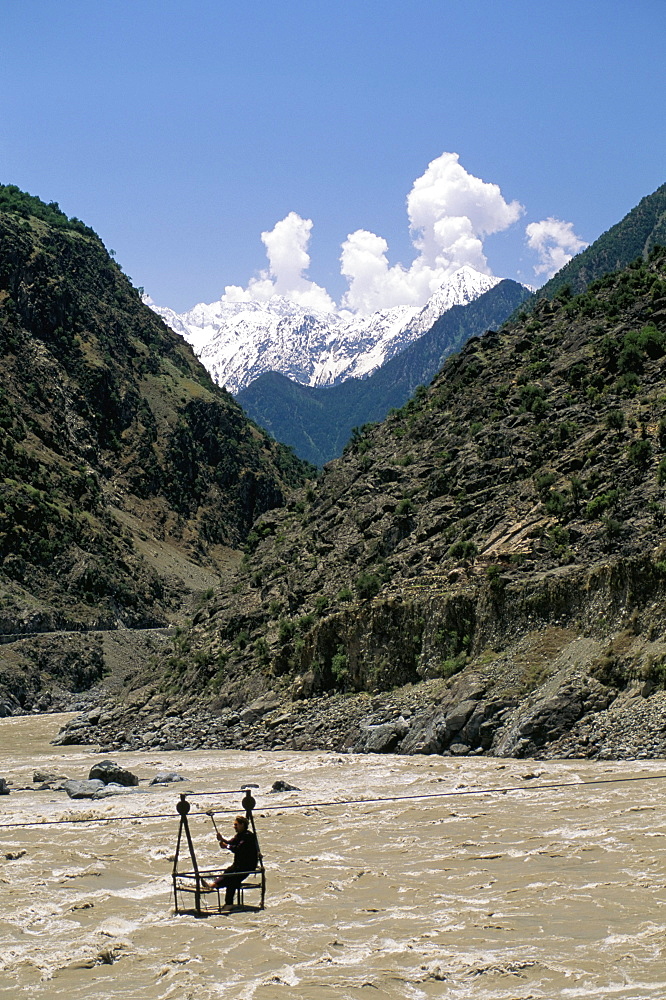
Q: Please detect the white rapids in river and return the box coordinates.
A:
[0,713,665,999]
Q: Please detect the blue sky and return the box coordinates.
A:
[1,1,664,312]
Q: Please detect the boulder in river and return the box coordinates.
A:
[63,779,105,799]
[88,760,139,786]
[270,780,301,792]
[33,770,68,785]
[149,772,185,785]
[92,783,143,799]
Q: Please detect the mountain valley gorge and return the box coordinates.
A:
[3,182,666,762]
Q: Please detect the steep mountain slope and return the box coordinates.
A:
[238,279,531,464]
[79,247,666,759]
[0,188,311,650]
[151,266,501,393]
[532,181,666,302]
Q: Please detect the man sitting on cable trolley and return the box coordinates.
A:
[204,814,258,911]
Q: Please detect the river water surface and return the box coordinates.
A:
[1,713,665,999]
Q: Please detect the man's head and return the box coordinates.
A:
[234,814,249,832]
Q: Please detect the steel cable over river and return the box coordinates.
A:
[2,772,666,830]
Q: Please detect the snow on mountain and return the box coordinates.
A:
[149,265,501,395]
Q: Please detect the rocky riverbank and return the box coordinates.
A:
[51,669,666,761]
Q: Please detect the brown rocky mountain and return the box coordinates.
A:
[0,189,311,712]
[72,245,666,760]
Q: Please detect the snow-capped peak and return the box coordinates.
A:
[150,266,502,394]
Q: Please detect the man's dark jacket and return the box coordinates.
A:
[227,830,258,872]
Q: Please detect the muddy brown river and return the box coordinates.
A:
[1,713,665,999]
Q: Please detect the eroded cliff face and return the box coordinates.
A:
[58,552,666,760]
[59,248,666,760]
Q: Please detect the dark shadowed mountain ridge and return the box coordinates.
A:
[238,279,531,464]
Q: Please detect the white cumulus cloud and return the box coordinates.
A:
[339,229,416,314]
[222,211,336,313]
[220,153,550,315]
[525,217,588,280]
[341,152,524,314]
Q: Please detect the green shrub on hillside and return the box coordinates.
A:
[0,184,98,237]
[627,438,652,468]
[606,410,625,433]
[355,572,381,600]
[447,539,477,561]
[585,490,621,519]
